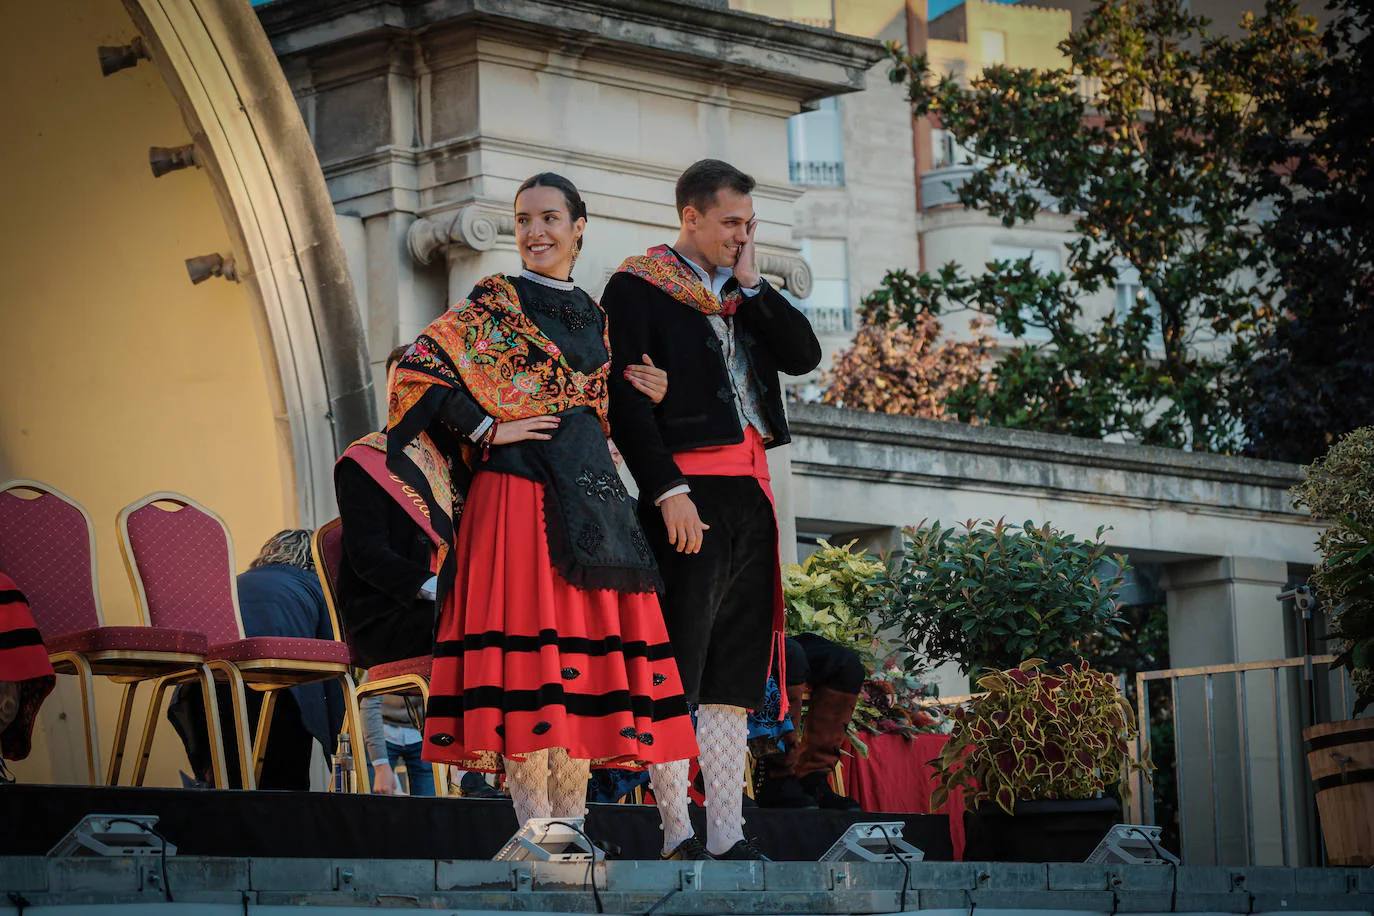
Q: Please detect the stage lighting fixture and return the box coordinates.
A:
[492,817,604,863]
[1084,825,1179,866]
[185,253,238,285]
[819,822,925,863]
[98,38,150,77]
[47,814,174,858]
[150,144,199,178]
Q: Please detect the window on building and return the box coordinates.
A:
[788,238,851,333]
[788,97,845,187]
[1114,266,1165,351]
[979,29,1006,65]
[989,243,1059,341]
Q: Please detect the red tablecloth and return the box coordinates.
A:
[843,732,965,860]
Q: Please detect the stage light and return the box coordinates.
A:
[47,814,174,858]
[98,38,150,77]
[819,822,924,863]
[492,817,603,863]
[150,145,199,178]
[1084,825,1179,865]
[185,253,238,285]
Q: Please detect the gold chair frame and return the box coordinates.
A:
[1,479,225,788]
[118,492,368,792]
[311,518,446,795]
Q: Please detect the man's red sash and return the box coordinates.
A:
[674,427,787,717]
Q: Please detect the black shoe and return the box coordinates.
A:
[715,838,771,861]
[801,771,860,811]
[755,775,819,809]
[662,835,714,860]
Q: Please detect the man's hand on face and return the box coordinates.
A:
[732,217,760,290]
[659,492,710,554]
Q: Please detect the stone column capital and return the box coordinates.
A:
[758,250,813,299]
[407,205,515,265]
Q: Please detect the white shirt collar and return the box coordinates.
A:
[670,248,733,298]
[519,268,575,291]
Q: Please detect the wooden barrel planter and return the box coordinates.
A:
[1304,718,1374,866]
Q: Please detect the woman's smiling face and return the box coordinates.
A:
[515,185,585,280]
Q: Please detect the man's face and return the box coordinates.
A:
[684,188,754,271]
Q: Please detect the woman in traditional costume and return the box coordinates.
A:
[388,173,702,855]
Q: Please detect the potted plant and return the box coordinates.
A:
[1291,426,1374,866]
[932,659,1150,862]
[783,539,886,667]
[877,518,1129,677]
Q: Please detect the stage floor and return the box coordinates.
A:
[0,784,955,862]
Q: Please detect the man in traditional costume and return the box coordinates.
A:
[602,159,823,860]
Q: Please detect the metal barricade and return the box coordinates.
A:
[1131,655,1355,866]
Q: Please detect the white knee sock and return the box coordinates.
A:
[696,703,748,855]
[504,749,551,826]
[648,758,694,855]
[547,747,590,818]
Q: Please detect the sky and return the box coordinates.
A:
[930,0,1021,18]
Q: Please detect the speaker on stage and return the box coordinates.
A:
[47,814,174,858]
[819,822,925,862]
[1084,825,1179,865]
[492,817,604,863]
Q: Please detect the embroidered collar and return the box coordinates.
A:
[520,268,575,291]
[614,244,744,317]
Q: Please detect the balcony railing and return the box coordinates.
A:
[789,160,845,188]
[799,303,851,333]
[921,163,1060,211]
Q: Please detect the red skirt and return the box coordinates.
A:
[1,573,56,761]
[422,471,697,771]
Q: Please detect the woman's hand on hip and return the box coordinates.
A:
[491,416,560,445]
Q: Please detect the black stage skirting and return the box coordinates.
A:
[0,784,954,861]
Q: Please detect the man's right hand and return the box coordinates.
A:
[659,493,709,554]
[372,761,398,795]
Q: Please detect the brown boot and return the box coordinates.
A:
[796,686,861,810]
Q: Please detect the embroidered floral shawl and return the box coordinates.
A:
[615,245,745,316]
[388,275,610,462]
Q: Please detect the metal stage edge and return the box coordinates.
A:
[2,856,1373,914]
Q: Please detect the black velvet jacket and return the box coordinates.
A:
[603,271,822,502]
[334,460,437,668]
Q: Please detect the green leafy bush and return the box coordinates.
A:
[1292,427,1374,713]
[932,659,1149,815]
[877,519,1128,676]
[783,539,886,666]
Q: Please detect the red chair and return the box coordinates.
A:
[311,518,441,794]
[0,480,225,787]
[118,492,368,792]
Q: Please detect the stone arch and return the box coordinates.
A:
[123,0,374,524]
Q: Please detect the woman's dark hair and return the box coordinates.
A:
[515,172,588,250]
[675,159,755,217]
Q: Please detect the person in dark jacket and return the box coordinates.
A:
[169,530,343,789]
[602,158,822,860]
[333,346,449,669]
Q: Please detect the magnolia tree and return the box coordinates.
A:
[871,0,1334,453]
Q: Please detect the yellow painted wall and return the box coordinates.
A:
[930,0,1070,75]
[0,2,294,786]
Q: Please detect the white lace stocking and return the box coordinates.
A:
[547,747,590,818]
[696,703,747,855]
[503,749,551,826]
[648,758,693,855]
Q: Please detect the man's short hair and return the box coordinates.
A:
[675,159,756,217]
[385,345,409,372]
